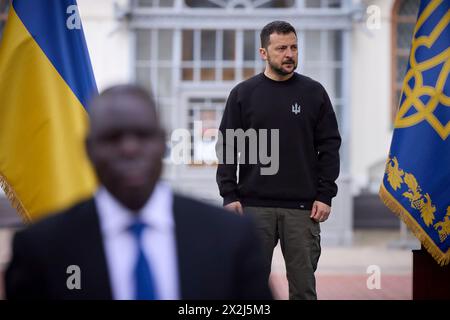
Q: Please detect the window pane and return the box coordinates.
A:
[200,110,216,128]
[223,68,235,80]
[212,98,225,104]
[138,0,154,6]
[257,0,295,8]
[158,68,172,97]
[305,0,342,7]
[243,68,255,79]
[399,0,420,16]
[305,0,321,8]
[0,0,9,11]
[190,98,204,104]
[0,9,6,39]
[396,89,403,108]
[256,61,265,73]
[159,0,174,7]
[158,29,173,61]
[327,30,342,62]
[397,56,409,82]
[182,68,194,81]
[136,29,152,61]
[135,67,152,91]
[244,30,256,61]
[137,0,174,6]
[188,97,226,164]
[185,0,222,8]
[397,23,415,49]
[334,104,342,127]
[393,0,420,120]
[223,30,235,61]
[304,31,321,62]
[303,66,321,81]
[201,30,216,61]
[334,67,342,98]
[327,0,342,8]
[0,0,9,36]
[0,20,5,39]
[182,30,194,61]
[157,100,173,133]
[201,68,215,80]
[321,68,337,99]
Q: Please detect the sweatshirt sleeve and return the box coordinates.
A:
[314,86,342,207]
[216,87,242,206]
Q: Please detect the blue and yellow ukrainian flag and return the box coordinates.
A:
[380,0,450,266]
[0,0,97,222]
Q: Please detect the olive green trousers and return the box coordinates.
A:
[244,206,321,300]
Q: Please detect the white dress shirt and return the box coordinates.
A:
[95,182,180,300]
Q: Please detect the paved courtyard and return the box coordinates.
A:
[269,230,415,300]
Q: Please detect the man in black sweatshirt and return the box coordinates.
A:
[216,21,341,300]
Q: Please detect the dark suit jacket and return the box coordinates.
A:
[5,194,272,300]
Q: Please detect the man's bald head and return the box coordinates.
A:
[86,84,165,212]
[88,85,159,138]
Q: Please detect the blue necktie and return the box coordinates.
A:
[128,220,156,300]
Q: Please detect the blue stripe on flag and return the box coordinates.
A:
[12,0,97,110]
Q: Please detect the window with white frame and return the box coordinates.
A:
[135,28,175,131]
[181,29,264,82]
[302,29,343,124]
[135,27,344,135]
[135,29,173,97]
[187,97,225,164]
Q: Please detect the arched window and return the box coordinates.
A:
[391,0,420,121]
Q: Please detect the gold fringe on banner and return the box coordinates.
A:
[379,182,450,266]
[0,172,31,223]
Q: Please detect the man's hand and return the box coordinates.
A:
[224,201,243,215]
[310,201,331,223]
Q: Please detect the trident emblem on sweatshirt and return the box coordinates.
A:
[292,102,301,115]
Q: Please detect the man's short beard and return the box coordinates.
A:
[268,57,297,76]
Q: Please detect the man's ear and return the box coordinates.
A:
[259,47,267,61]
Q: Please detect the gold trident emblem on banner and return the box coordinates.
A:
[394,0,450,140]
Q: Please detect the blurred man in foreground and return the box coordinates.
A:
[5,85,272,300]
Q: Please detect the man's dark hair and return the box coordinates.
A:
[260,21,296,49]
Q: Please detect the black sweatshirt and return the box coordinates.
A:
[216,72,341,209]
